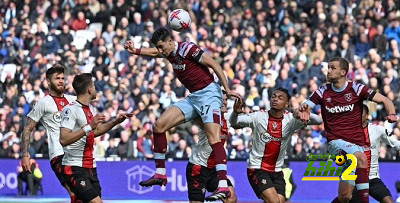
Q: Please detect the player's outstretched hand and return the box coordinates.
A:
[299,103,309,112]
[385,114,398,123]
[21,156,32,173]
[233,98,245,114]
[90,114,105,130]
[299,111,310,123]
[226,89,241,100]
[116,113,134,123]
[124,41,135,54]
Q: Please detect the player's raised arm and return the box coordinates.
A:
[199,52,241,99]
[93,113,133,136]
[230,98,256,129]
[124,40,161,58]
[371,92,397,123]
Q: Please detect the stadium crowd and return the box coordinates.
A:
[0,0,400,162]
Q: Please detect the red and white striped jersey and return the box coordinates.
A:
[363,123,400,179]
[60,101,97,168]
[27,94,76,160]
[189,114,230,168]
[166,41,214,93]
[230,111,322,172]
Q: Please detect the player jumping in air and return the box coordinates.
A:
[230,87,322,203]
[187,91,237,202]
[60,73,133,203]
[350,104,400,203]
[299,57,397,203]
[124,27,240,200]
[20,64,77,202]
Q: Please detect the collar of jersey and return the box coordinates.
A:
[49,94,65,98]
[331,81,348,92]
[75,100,90,108]
[171,41,179,56]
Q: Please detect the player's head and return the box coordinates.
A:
[270,87,291,110]
[72,73,96,99]
[328,57,349,83]
[362,104,369,124]
[46,64,65,94]
[151,27,174,57]
[221,90,228,113]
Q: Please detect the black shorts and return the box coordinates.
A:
[63,166,101,203]
[350,178,392,203]
[50,155,67,186]
[247,168,286,199]
[186,162,233,202]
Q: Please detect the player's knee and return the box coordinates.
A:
[382,196,394,203]
[152,121,166,133]
[261,196,279,203]
[338,191,352,202]
[354,152,367,168]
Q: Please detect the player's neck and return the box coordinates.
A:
[332,78,347,90]
[268,109,284,119]
[362,121,368,128]
[76,95,91,106]
[48,89,63,97]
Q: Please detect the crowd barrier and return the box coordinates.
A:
[0,159,399,201]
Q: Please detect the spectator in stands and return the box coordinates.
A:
[137,130,154,160]
[171,139,189,159]
[117,130,134,159]
[105,138,118,158]
[29,131,48,158]
[8,142,21,159]
[0,141,10,158]
[71,11,86,31]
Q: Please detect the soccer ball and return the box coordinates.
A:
[168,9,191,32]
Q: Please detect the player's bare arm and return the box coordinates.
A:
[60,114,105,146]
[124,40,162,57]
[230,98,248,129]
[199,53,241,100]
[298,103,311,123]
[371,92,398,123]
[20,118,38,173]
[93,113,133,136]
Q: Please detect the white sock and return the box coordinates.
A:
[218,180,228,187]
[156,168,166,175]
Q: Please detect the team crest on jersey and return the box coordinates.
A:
[261,179,267,185]
[326,98,332,102]
[344,93,352,102]
[53,112,62,123]
[175,56,182,64]
[272,122,277,130]
[80,180,86,187]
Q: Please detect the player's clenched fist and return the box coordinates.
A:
[233,98,245,114]
[124,41,135,54]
